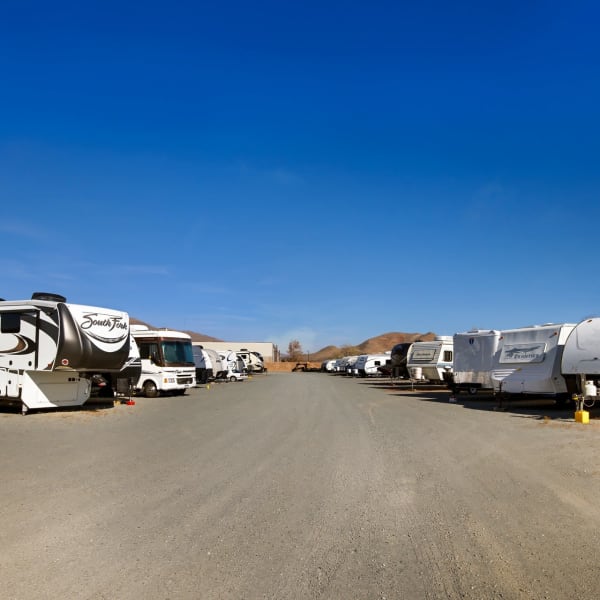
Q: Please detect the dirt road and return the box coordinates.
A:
[2,373,600,599]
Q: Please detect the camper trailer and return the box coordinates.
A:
[390,343,413,379]
[192,346,219,384]
[131,326,195,396]
[354,353,390,377]
[236,349,265,373]
[406,337,454,383]
[561,318,600,398]
[218,350,247,382]
[451,330,501,395]
[0,293,130,413]
[491,323,575,399]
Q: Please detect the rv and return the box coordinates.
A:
[451,330,501,395]
[192,346,224,384]
[234,349,265,373]
[218,350,247,382]
[390,342,413,379]
[406,336,454,383]
[131,326,195,396]
[561,317,600,398]
[354,353,390,377]
[491,323,576,399]
[0,293,130,413]
[91,334,142,398]
[321,359,336,372]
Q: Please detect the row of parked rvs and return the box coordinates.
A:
[322,319,600,404]
[0,293,264,414]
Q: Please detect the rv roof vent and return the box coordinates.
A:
[31,292,67,302]
[434,335,453,342]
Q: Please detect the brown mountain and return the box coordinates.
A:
[310,331,437,362]
[130,318,223,343]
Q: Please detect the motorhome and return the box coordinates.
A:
[354,353,390,377]
[491,323,576,399]
[451,329,501,395]
[561,318,600,398]
[131,326,195,396]
[390,342,413,379]
[0,293,130,413]
[406,336,454,383]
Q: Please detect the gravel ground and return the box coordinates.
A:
[2,373,600,599]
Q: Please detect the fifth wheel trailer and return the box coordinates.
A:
[0,293,131,413]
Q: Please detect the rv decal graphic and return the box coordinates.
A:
[80,313,129,344]
[500,343,546,364]
[0,334,35,355]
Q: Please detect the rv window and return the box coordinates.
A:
[443,350,453,362]
[139,343,159,360]
[374,361,381,366]
[1,313,21,333]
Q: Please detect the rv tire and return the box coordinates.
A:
[229,376,237,382]
[143,381,159,398]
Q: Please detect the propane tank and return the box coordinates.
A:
[584,381,597,398]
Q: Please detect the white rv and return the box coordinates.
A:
[91,334,142,398]
[218,350,247,382]
[451,330,501,395]
[354,353,390,377]
[406,336,454,383]
[131,326,195,397]
[192,346,224,384]
[561,317,600,397]
[491,323,576,399]
[0,293,130,413]
[236,348,265,373]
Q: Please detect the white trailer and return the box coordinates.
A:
[235,348,265,373]
[491,323,575,399]
[131,326,195,397]
[406,336,454,383]
[192,346,224,384]
[218,350,247,382]
[451,329,501,395]
[354,353,390,377]
[0,292,130,413]
[561,317,600,398]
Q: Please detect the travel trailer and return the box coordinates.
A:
[451,330,501,395]
[321,359,336,372]
[491,323,576,399]
[0,293,130,413]
[131,326,195,396]
[354,353,390,377]
[236,349,265,373]
[192,346,224,384]
[390,343,413,379]
[406,337,454,383]
[561,317,600,398]
[218,350,247,382]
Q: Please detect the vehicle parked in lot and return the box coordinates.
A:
[131,325,195,397]
[0,292,130,413]
[406,336,454,383]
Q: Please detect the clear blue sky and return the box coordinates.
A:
[2,1,599,353]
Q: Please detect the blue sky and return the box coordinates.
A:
[1,1,600,353]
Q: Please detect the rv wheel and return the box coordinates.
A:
[143,381,159,398]
[229,376,237,382]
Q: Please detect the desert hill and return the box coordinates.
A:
[130,318,223,343]
[129,319,435,360]
[310,331,437,362]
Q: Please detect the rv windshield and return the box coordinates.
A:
[161,341,194,365]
